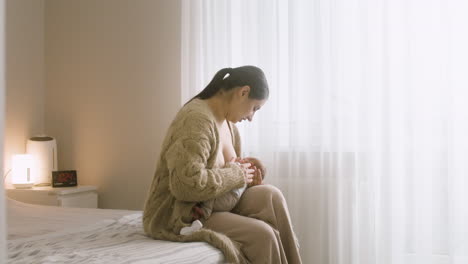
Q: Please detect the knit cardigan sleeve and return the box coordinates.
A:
[165,113,246,202]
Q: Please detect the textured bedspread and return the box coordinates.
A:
[8,213,224,264]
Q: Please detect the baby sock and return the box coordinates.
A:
[180,220,203,235]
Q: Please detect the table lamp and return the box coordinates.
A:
[11,154,34,188]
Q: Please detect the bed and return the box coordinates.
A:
[6,198,225,264]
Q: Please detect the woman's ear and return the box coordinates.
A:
[240,85,251,97]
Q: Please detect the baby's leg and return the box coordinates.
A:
[179,202,206,236]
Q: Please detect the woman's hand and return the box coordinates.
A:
[233,157,264,187]
[240,157,266,180]
[230,158,254,185]
[248,165,263,187]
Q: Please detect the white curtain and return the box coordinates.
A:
[181,1,468,264]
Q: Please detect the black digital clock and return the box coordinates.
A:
[52,170,78,187]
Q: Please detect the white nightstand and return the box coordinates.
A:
[6,185,98,208]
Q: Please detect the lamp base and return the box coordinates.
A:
[34,182,51,187]
[13,183,34,189]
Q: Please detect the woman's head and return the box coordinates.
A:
[190,65,269,123]
[195,65,269,101]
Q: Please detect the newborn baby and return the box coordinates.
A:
[180,157,265,235]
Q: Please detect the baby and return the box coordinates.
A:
[180,158,265,235]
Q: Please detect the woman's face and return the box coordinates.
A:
[227,86,267,123]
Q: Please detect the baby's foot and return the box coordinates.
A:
[180,220,203,235]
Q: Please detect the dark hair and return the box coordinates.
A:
[186,65,269,104]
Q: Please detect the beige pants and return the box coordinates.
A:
[204,185,302,264]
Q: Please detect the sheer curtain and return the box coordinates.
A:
[181,1,468,264]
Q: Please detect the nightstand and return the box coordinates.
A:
[6,185,98,208]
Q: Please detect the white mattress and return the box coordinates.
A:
[7,198,224,264]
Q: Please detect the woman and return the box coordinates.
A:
[143,66,302,264]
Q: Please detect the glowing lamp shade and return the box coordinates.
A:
[12,154,34,188]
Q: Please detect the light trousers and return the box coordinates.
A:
[204,185,302,264]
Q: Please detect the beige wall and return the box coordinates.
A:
[4,0,45,187]
[1,0,6,259]
[45,0,181,209]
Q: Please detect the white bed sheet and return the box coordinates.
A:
[7,198,135,240]
[7,198,224,264]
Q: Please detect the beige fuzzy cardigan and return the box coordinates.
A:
[143,99,247,263]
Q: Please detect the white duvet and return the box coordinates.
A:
[7,198,224,264]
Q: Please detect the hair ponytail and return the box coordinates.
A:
[196,68,231,99]
[185,65,268,105]
[185,68,231,105]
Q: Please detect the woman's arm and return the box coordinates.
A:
[165,116,246,202]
